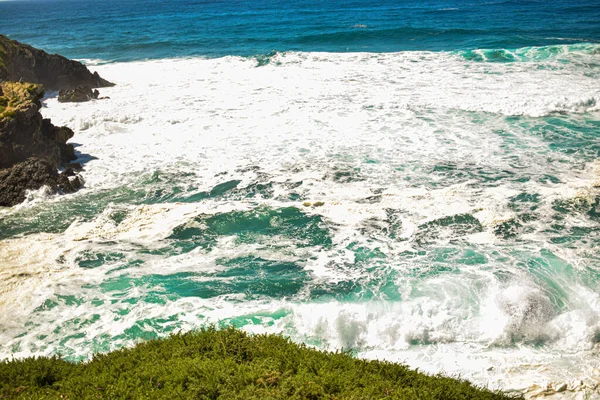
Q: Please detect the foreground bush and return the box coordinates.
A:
[0,327,518,399]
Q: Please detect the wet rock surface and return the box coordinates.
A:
[0,158,78,206]
[58,86,100,103]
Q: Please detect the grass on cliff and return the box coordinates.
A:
[0,81,43,120]
[0,327,519,400]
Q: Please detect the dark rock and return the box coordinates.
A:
[58,85,100,103]
[0,35,114,90]
[69,175,85,189]
[66,162,82,170]
[0,83,75,168]
[0,158,76,207]
[0,82,83,207]
[0,35,105,207]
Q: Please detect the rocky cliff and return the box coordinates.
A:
[0,82,75,167]
[0,35,113,207]
[0,35,113,90]
[0,82,81,206]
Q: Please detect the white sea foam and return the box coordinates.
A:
[1,49,600,397]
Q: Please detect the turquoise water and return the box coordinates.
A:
[1,0,600,394]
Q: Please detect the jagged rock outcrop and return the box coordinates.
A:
[0,34,105,207]
[0,34,113,90]
[0,81,82,207]
[0,158,81,206]
[0,82,74,167]
[58,86,99,103]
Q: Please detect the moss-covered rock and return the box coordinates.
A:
[0,82,73,168]
[0,81,44,120]
[0,81,81,206]
[0,36,108,206]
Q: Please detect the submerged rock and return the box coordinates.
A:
[415,213,483,244]
[58,86,100,103]
[0,34,113,90]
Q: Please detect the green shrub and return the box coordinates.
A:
[0,327,519,399]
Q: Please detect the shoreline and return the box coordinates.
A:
[68,41,600,67]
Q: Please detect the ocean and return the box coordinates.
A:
[1,0,600,396]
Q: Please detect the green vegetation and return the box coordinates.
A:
[0,327,518,399]
[1,109,15,119]
[0,81,44,120]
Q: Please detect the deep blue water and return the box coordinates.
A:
[1,0,599,61]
